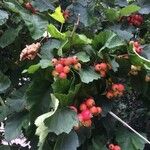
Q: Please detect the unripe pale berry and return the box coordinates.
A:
[74,63,81,70]
[51,58,58,65]
[52,70,59,77]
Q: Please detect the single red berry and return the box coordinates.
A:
[74,63,81,70]
[69,106,78,113]
[100,70,106,77]
[82,119,92,127]
[81,110,92,121]
[59,72,67,79]
[59,58,66,65]
[25,2,32,10]
[117,84,125,92]
[85,98,95,108]
[106,91,114,99]
[63,66,70,74]
[95,64,101,71]
[112,84,119,91]
[79,103,87,111]
[90,106,98,115]
[99,63,107,71]
[55,64,64,73]
[64,57,72,66]
[114,145,121,150]
[97,107,102,114]
[109,144,115,150]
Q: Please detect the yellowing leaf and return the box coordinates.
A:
[49,6,65,24]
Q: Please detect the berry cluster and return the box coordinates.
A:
[127,14,143,27]
[130,41,143,54]
[95,63,111,77]
[24,2,37,14]
[77,98,102,127]
[106,83,125,99]
[51,56,81,79]
[108,144,121,150]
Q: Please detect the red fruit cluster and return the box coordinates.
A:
[95,63,111,77]
[127,14,143,26]
[106,83,125,99]
[78,98,102,127]
[51,56,81,79]
[108,144,121,150]
[130,41,143,54]
[24,2,37,14]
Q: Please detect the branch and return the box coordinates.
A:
[109,111,150,144]
[71,14,80,37]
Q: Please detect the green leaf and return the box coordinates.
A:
[0,26,22,48]
[93,30,125,53]
[116,128,146,150]
[5,86,27,112]
[5,112,29,141]
[40,39,61,60]
[25,64,40,74]
[120,5,141,17]
[0,72,11,93]
[88,135,107,150]
[35,94,59,150]
[44,108,78,135]
[76,51,90,63]
[49,6,65,24]
[47,24,66,40]
[39,59,51,69]
[105,8,120,22]
[20,12,48,40]
[54,131,79,150]
[0,145,11,150]
[32,0,55,12]
[0,10,9,25]
[79,67,100,84]
[52,79,81,106]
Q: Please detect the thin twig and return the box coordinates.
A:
[109,111,150,144]
[60,23,64,32]
[71,14,80,37]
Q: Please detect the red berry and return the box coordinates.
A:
[64,57,72,66]
[99,63,107,71]
[55,64,64,73]
[85,98,95,108]
[112,84,119,91]
[90,106,98,115]
[25,2,32,10]
[79,103,87,111]
[63,66,70,74]
[97,107,102,114]
[133,42,139,48]
[74,63,81,70]
[117,84,125,92]
[59,72,67,79]
[114,145,121,150]
[81,110,92,121]
[109,144,115,150]
[100,70,106,77]
[59,58,66,65]
[106,91,114,99]
[83,119,92,127]
[69,106,77,113]
[95,64,101,71]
